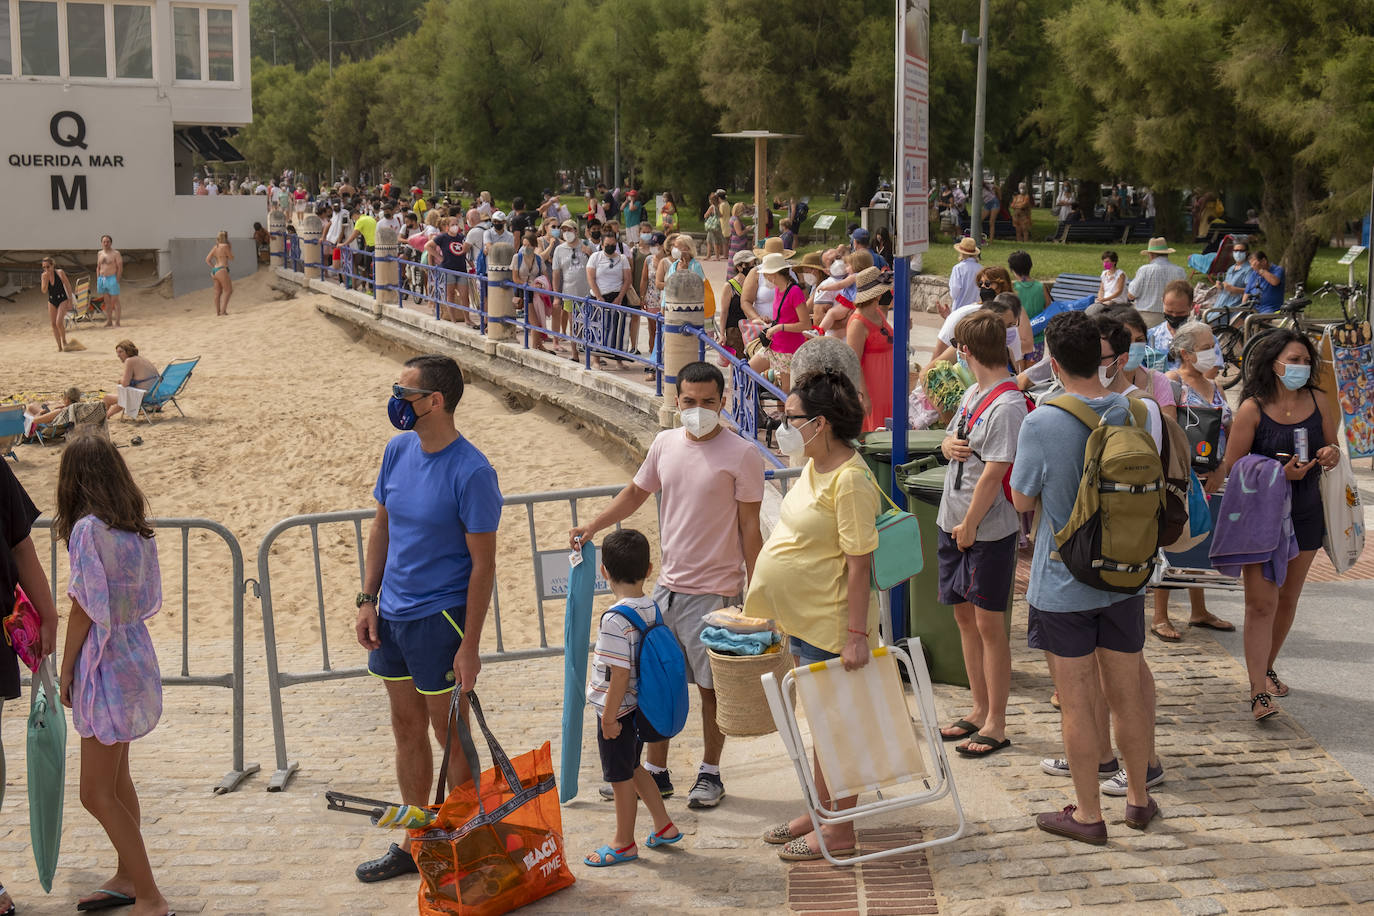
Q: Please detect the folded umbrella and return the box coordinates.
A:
[27,656,66,893]
[559,540,596,802]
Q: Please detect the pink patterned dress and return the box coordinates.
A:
[67,515,163,744]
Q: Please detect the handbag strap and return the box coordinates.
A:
[31,655,56,712]
[860,466,907,516]
[432,690,523,810]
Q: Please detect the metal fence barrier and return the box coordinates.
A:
[254,468,800,791]
[31,517,258,794]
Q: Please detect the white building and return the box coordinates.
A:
[1,0,261,291]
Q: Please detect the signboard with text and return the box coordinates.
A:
[536,548,610,601]
[895,0,931,256]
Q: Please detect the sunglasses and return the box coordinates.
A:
[392,384,435,399]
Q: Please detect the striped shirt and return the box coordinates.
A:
[586,596,657,716]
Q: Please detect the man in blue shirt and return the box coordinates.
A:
[1244,250,1286,314]
[354,354,503,883]
[851,227,888,270]
[1211,239,1253,311]
[1010,312,1158,845]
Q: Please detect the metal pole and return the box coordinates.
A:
[889,255,911,642]
[968,0,989,239]
[327,0,335,183]
[613,26,621,192]
[754,137,766,245]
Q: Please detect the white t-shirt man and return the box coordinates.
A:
[552,242,590,298]
[938,303,983,346]
[586,249,628,296]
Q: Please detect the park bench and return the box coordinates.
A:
[1198,221,1256,245]
[1124,217,1156,241]
[1047,273,1100,303]
[1058,220,1130,244]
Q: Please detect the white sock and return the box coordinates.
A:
[643,763,667,775]
[699,763,720,777]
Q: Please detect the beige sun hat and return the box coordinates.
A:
[953,237,981,258]
[732,249,758,268]
[758,252,794,275]
[752,236,796,260]
[1141,237,1176,255]
[851,267,892,305]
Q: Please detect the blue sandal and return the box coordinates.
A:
[646,823,683,848]
[583,843,638,867]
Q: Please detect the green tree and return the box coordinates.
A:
[237,61,325,178]
[312,57,387,182]
[250,0,426,71]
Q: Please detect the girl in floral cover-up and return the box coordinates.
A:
[56,434,173,916]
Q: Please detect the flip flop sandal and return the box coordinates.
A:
[1150,623,1182,643]
[646,823,683,848]
[777,837,857,862]
[1251,692,1280,721]
[1189,615,1235,631]
[1050,691,1061,710]
[1266,669,1290,697]
[763,823,800,845]
[956,735,1012,758]
[584,843,638,867]
[940,718,982,741]
[355,843,418,883]
[77,890,135,911]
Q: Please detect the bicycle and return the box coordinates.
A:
[1201,299,1251,389]
[1238,281,1367,375]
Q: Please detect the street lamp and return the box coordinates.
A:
[324,0,334,183]
[962,0,989,240]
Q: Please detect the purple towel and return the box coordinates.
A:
[1209,455,1299,585]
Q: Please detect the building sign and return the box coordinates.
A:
[895,0,930,256]
[5,110,129,211]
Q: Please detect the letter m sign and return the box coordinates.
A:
[51,174,88,210]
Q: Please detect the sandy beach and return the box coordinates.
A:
[1,265,658,664]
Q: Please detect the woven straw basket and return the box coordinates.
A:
[707,647,792,737]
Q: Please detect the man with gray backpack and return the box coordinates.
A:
[1009,311,1163,845]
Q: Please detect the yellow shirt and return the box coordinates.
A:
[744,451,880,653]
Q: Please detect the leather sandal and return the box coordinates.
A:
[1251,692,1280,721]
[1266,668,1290,698]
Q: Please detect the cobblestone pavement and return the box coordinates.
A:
[1,592,1371,915]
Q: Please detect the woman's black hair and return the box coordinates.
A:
[1007,250,1032,277]
[793,369,865,442]
[1240,328,1321,405]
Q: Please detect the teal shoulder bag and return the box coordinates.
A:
[862,468,924,590]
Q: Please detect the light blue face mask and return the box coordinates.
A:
[956,350,970,373]
[1124,341,1148,371]
[1278,362,1311,390]
[550,228,561,239]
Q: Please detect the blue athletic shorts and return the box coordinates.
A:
[96,275,120,296]
[368,606,465,694]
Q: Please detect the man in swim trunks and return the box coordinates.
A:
[96,234,123,327]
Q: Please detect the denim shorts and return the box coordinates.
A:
[788,635,840,665]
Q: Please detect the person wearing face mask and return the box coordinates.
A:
[1208,329,1339,720]
[483,210,513,257]
[569,361,765,810]
[552,218,591,361]
[1105,306,1178,418]
[586,230,632,367]
[1243,250,1286,314]
[753,252,808,392]
[744,369,878,861]
[355,355,502,883]
[1146,280,1198,371]
[814,253,853,339]
[845,267,896,432]
[1095,251,1128,306]
[1212,241,1253,310]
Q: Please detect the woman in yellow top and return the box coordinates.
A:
[744,369,879,862]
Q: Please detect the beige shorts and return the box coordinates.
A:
[652,585,742,689]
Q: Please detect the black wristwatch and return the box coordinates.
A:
[356,592,378,608]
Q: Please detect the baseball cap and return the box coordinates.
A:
[560,219,578,231]
[491,210,507,221]
[851,227,871,242]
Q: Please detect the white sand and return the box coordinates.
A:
[1,267,658,666]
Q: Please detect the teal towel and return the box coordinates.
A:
[559,542,596,802]
[699,625,779,656]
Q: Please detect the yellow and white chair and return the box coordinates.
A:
[762,640,966,865]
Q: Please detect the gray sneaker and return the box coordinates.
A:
[1040,757,1118,778]
[1101,763,1165,797]
[599,768,673,800]
[687,772,725,809]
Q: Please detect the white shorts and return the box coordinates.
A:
[625,225,642,243]
[652,585,742,689]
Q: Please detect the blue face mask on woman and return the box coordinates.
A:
[1278,362,1311,391]
[1124,341,1148,371]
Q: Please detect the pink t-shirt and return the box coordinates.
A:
[633,427,766,595]
[769,284,808,354]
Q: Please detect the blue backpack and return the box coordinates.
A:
[601,602,689,739]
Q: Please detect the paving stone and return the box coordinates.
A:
[1162,865,1216,881]
[1036,874,1090,891]
[1098,867,1164,887]
[1346,881,1374,905]
[1218,875,1268,893]
[1173,899,1228,916]
[1134,884,1184,900]
[1016,893,1074,911]
[1074,887,1128,906]
[1263,871,1317,889]
[1273,884,1351,907]
[997,860,1050,878]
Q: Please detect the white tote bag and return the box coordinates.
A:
[1319,448,1366,574]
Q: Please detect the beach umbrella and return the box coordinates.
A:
[27,656,66,892]
[559,540,596,802]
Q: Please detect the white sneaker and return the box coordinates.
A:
[1040,757,1118,778]
[1101,764,1165,797]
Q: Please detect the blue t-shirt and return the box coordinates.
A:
[1009,392,1144,612]
[373,433,503,621]
[1245,264,1286,314]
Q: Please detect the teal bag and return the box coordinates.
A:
[864,470,924,590]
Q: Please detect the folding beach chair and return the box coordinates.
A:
[136,357,199,422]
[63,275,106,328]
[0,405,24,462]
[762,641,966,866]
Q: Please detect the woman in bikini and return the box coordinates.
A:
[205,231,234,316]
[102,340,161,421]
[41,256,74,352]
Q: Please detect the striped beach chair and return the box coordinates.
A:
[762,641,966,865]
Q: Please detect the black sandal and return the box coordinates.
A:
[1266,669,1290,698]
[355,843,418,883]
[1250,692,1280,721]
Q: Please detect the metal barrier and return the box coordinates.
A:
[254,469,800,791]
[30,517,258,794]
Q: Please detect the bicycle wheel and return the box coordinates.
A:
[1217,325,1244,389]
[1240,326,1281,382]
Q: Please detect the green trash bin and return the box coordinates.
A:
[858,430,949,501]
[895,458,1014,688]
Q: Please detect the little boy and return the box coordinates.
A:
[584,529,682,867]
[935,309,1029,759]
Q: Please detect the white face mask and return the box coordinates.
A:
[829,261,847,279]
[679,406,719,437]
[776,417,818,457]
[1005,327,1021,355]
[1098,363,1118,387]
[1193,349,1219,371]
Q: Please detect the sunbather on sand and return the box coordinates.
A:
[102,340,160,420]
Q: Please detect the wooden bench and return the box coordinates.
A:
[1124,217,1156,241]
[1048,273,1101,304]
[1058,220,1131,244]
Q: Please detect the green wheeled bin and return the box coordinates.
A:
[895,458,1014,687]
[858,430,950,502]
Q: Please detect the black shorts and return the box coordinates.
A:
[1026,595,1146,658]
[596,709,665,783]
[937,530,1018,610]
[0,639,19,702]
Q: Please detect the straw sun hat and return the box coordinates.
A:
[850,267,892,305]
[953,237,981,258]
[757,252,794,275]
[752,237,796,260]
[1140,237,1176,255]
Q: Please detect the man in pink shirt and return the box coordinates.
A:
[570,361,765,809]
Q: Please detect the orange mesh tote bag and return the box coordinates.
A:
[412,691,575,915]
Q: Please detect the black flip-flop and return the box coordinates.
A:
[1150,623,1182,643]
[77,890,135,911]
[355,843,418,883]
[1189,616,1235,632]
[956,734,1012,758]
[940,718,982,742]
